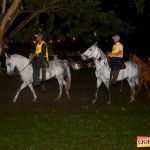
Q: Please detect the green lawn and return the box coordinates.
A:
[0,70,150,150]
[0,100,150,150]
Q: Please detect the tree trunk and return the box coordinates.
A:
[1,0,7,14]
[0,0,21,55]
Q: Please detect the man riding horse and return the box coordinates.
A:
[32,33,49,86]
[108,35,125,84]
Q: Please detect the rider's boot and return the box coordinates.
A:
[33,65,41,86]
[42,68,46,83]
[111,70,119,84]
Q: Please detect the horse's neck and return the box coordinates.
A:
[94,59,110,72]
[15,57,29,72]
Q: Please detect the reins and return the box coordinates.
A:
[12,60,31,75]
[18,62,31,74]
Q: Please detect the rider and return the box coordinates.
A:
[32,32,49,85]
[108,34,125,84]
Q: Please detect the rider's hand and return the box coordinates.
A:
[108,52,112,57]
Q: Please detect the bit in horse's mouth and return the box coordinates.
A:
[81,55,87,60]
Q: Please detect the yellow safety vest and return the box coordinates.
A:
[35,40,49,60]
[111,42,123,58]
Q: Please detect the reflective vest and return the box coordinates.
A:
[111,42,123,58]
[35,40,49,60]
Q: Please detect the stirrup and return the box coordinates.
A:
[33,78,41,86]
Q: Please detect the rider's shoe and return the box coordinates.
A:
[33,78,41,86]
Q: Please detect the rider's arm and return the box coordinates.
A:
[39,43,46,57]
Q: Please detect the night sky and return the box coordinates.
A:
[101,0,150,56]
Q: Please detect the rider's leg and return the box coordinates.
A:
[42,67,46,82]
[112,70,119,83]
[32,57,41,85]
[110,70,113,82]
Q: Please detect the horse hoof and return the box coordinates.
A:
[13,100,17,103]
[32,100,36,103]
[32,98,37,103]
[41,86,45,92]
[92,100,96,104]
[54,97,60,102]
[129,99,135,103]
[67,95,71,100]
[107,101,111,105]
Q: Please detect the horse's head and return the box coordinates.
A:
[81,42,104,60]
[5,53,16,76]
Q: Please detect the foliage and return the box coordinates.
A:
[14,0,135,44]
[133,0,145,14]
[0,0,147,50]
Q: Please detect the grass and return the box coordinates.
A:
[0,70,150,150]
[0,101,150,150]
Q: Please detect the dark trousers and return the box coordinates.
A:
[32,56,40,80]
[109,57,125,83]
[32,56,48,82]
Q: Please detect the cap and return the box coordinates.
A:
[34,33,43,39]
[112,34,120,39]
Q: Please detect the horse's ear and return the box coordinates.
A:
[5,53,10,58]
[94,42,97,46]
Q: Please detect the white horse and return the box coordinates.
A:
[81,43,140,104]
[5,53,71,103]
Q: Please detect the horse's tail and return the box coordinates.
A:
[65,63,71,91]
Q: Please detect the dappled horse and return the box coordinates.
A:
[5,53,71,103]
[81,43,140,104]
[130,54,150,99]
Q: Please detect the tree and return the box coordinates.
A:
[0,0,145,56]
[12,0,135,45]
[0,0,88,55]
[0,0,21,54]
[133,0,145,14]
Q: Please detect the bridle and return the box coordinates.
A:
[83,47,101,60]
[7,60,31,75]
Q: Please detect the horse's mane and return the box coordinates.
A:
[95,45,107,59]
[11,54,29,61]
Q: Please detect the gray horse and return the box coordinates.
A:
[81,43,140,104]
[5,53,71,103]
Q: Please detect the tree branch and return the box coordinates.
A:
[6,4,80,42]
[1,0,7,14]
[0,0,21,35]
[6,9,44,42]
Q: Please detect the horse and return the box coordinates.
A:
[81,43,140,104]
[130,54,150,99]
[5,53,71,103]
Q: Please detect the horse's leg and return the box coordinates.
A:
[127,79,136,103]
[55,78,63,101]
[92,79,102,104]
[62,79,70,100]
[13,82,27,103]
[40,83,45,92]
[104,81,111,104]
[135,77,140,95]
[143,82,150,99]
[28,83,37,102]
